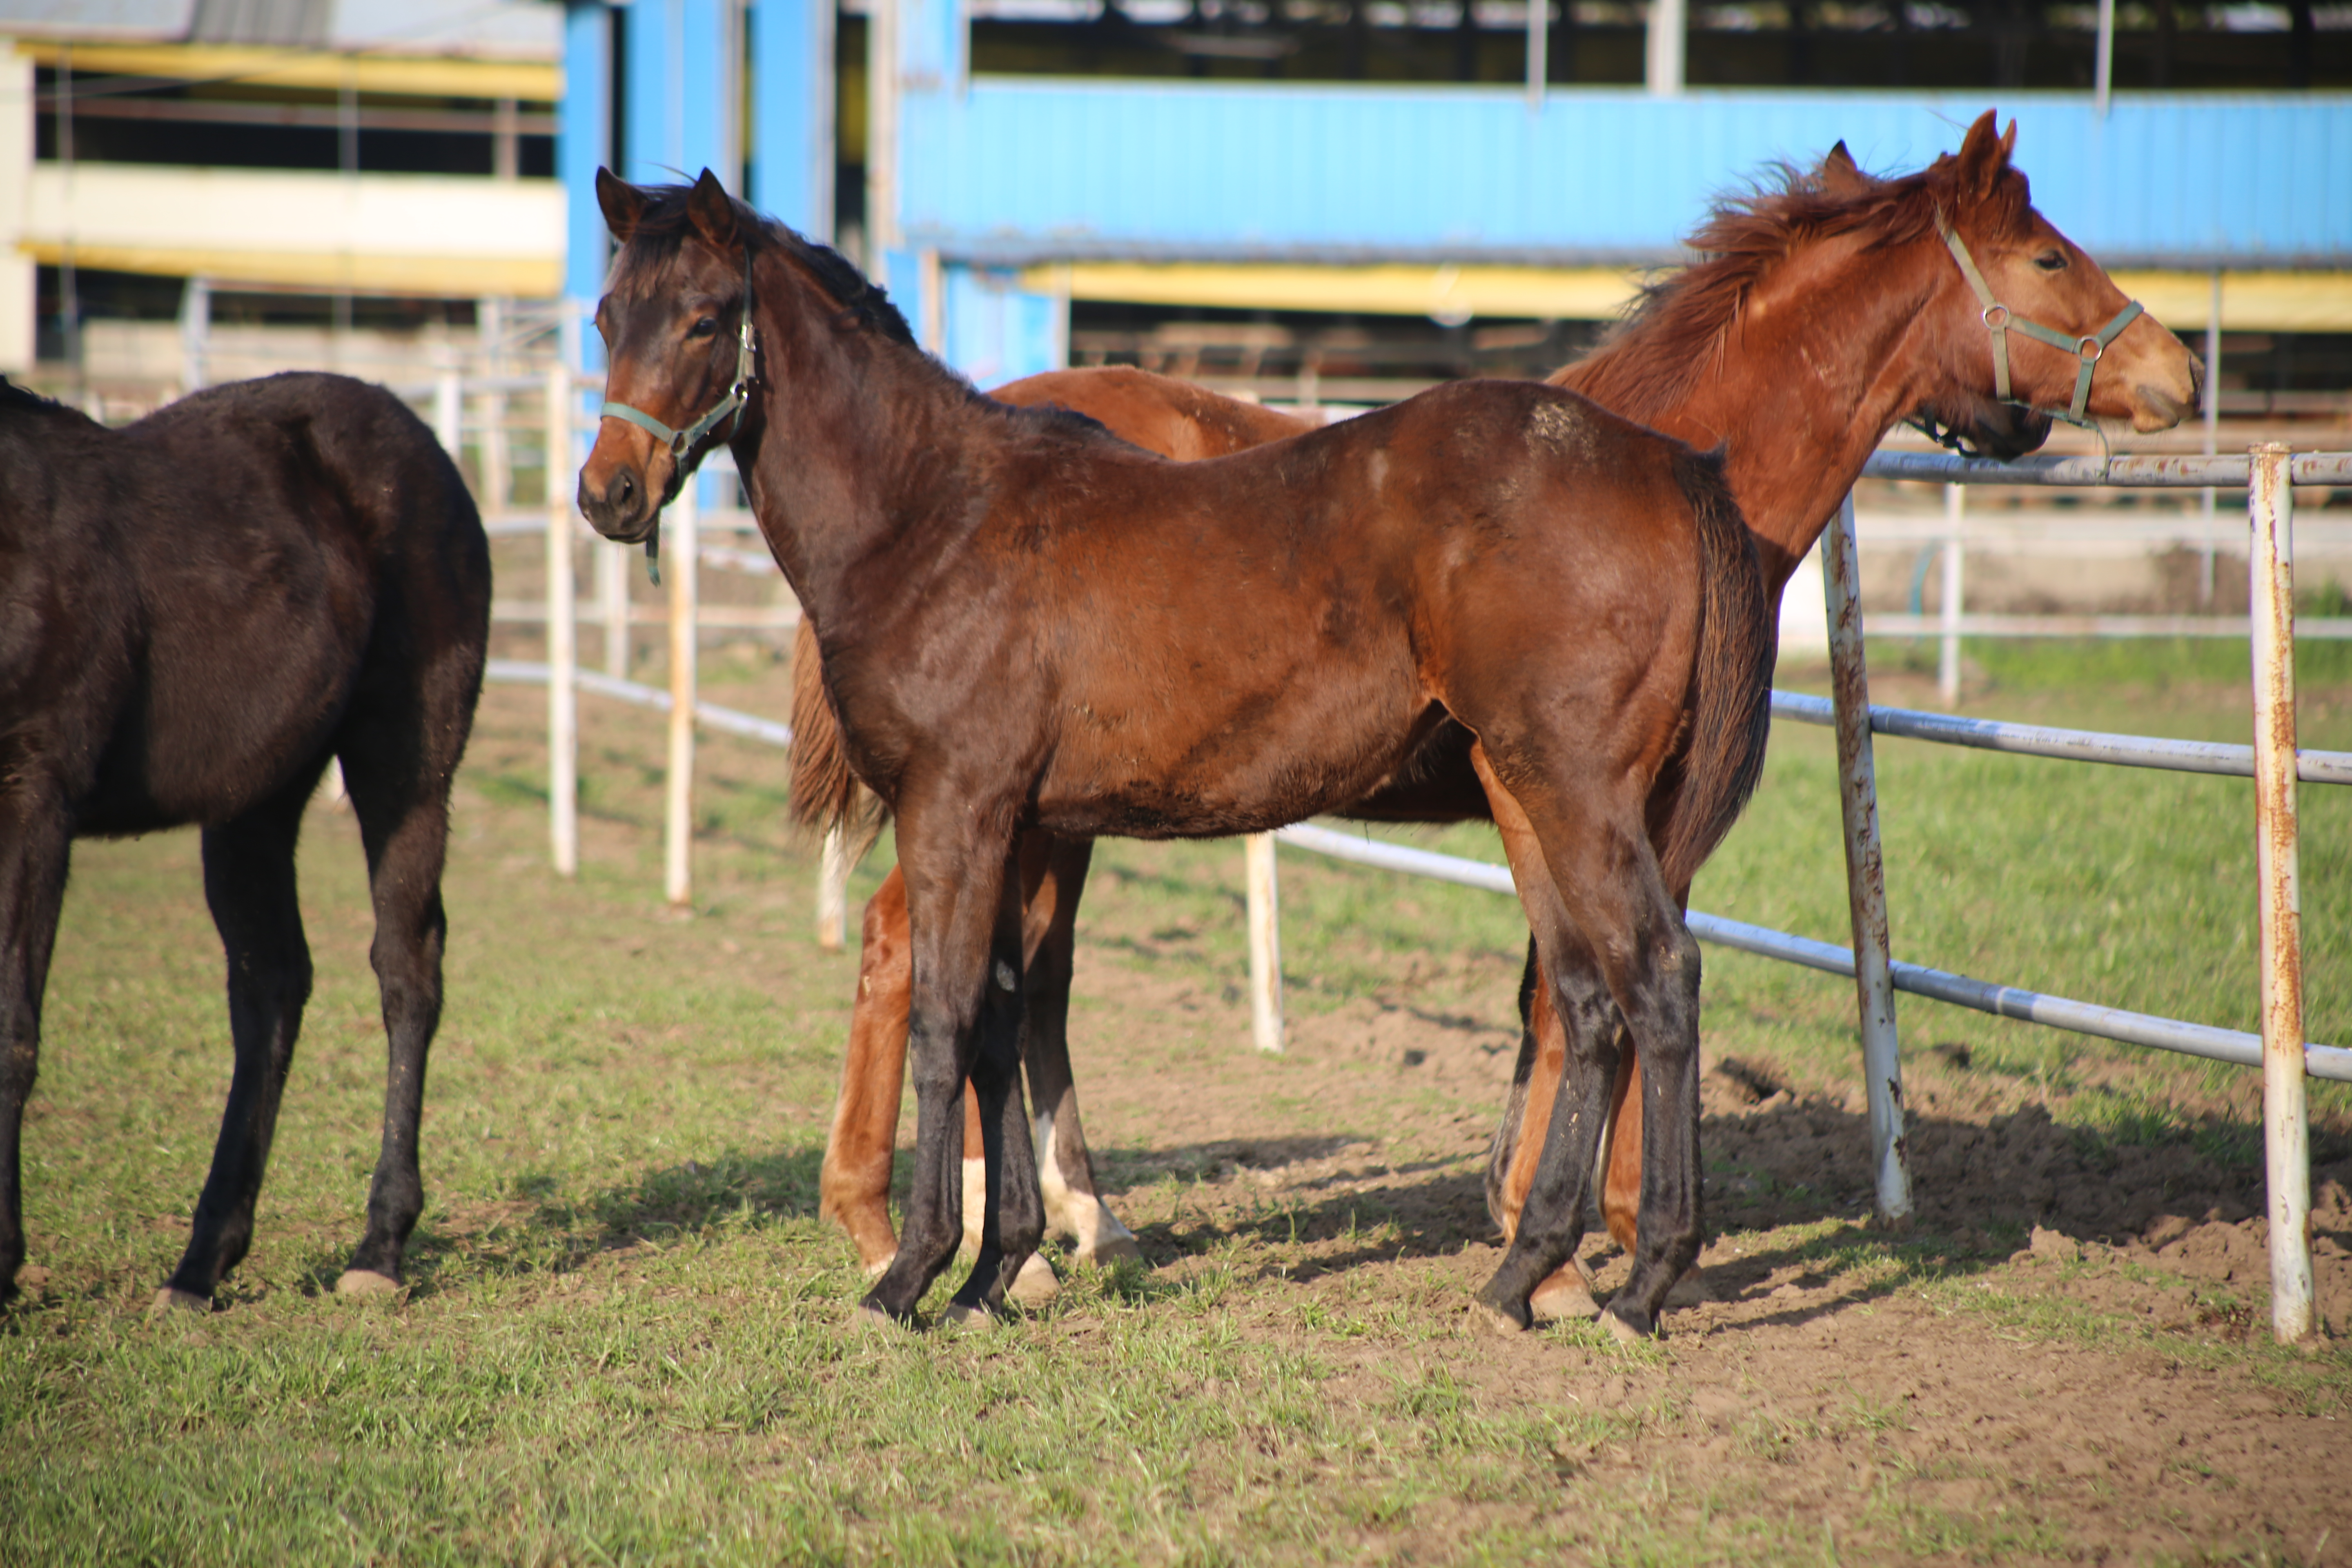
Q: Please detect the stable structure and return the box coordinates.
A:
[553,0,2352,388]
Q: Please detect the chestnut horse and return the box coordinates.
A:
[0,373,489,1311]
[580,169,1777,1337]
[803,113,2201,1323]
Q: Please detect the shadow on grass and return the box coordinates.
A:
[1046,1094,2351,1332]
[395,1145,828,1296]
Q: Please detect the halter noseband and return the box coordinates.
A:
[1934,207,2143,427]
[600,246,760,462]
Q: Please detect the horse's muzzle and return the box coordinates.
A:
[578,465,653,543]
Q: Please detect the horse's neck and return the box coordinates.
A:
[1576,238,1944,594]
[737,318,987,626]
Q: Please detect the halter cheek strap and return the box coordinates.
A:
[600,248,760,460]
[1934,207,2144,426]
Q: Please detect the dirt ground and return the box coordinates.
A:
[1040,945,2352,1564]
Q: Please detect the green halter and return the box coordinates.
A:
[1934,207,2144,426]
[598,247,758,582]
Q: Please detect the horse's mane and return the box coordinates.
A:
[1558,148,2030,423]
[0,376,72,416]
[612,183,918,349]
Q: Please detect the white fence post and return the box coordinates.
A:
[432,368,462,465]
[2249,443,2314,1344]
[1938,484,1965,706]
[545,363,578,878]
[598,539,630,676]
[1246,832,1284,1052]
[664,481,699,907]
[1824,493,1913,1224]
[817,824,849,950]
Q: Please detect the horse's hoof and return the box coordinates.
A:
[940,1300,1000,1330]
[1470,1295,1530,1336]
[334,1268,400,1298]
[851,1300,906,1333]
[1602,1301,1654,1345]
[151,1287,210,1316]
[1529,1271,1599,1323]
[1078,1234,1144,1269]
[1008,1253,1060,1307]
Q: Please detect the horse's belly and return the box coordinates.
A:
[1035,687,1441,840]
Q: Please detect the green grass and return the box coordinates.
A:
[4,636,2348,1564]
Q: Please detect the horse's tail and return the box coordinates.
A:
[1658,445,1776,893]
[787,617,889,850]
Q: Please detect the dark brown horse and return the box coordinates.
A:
[579,169,1776,1337]
[0,373,490,1311]
[803,113,2201,1324]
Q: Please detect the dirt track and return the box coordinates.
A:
[1046,942,2352,1563]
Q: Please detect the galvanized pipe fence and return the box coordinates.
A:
[1248,444,2349,1344]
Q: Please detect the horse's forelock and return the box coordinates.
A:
[606,183,915,347]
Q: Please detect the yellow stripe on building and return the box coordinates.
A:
[14,40,560,102]
[1029,261,2352,335]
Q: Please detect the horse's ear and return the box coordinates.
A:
[1954,110,2014,200]
[596,167,648,243]
[1818,140,1867,196]
[687,169,738,251]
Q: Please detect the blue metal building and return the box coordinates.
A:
[560,0,2350,383]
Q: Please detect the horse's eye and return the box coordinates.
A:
[2033,249,2068,273]
[688,315,720,339]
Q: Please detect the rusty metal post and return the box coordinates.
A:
[2249,443,2314,1343]
[1824,493,1913,1223]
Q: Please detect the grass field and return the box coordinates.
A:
[3,637,2349,1565]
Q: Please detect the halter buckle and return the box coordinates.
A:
[2075,335,2104,365]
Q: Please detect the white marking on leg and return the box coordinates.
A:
[1037,1108,1140,1266]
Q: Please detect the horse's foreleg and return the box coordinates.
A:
[171,788,316,1307]
[1485,943,1605,1321]
[1600,1050,1642,1254]
[820,868,915,1276]
[1483,940,1548,1241]
[0,811,71,1306]
[1016,835,1137,1270]
[863,809,1040,1325]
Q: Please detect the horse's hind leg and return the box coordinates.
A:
[165,783,319,1308]
[0,808,73,1305]
[332,697,469,1296]
[1016,834,1139,1270]
[1469,749,1703,1340]
[820,868,915,1276]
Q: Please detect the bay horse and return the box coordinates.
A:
[580,168,1778,1337]
[802,112,2201,1326]
[0,373,490,1312]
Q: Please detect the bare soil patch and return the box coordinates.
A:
[1039,935,2352,1564]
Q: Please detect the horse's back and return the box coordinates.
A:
[1,374,487,835]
